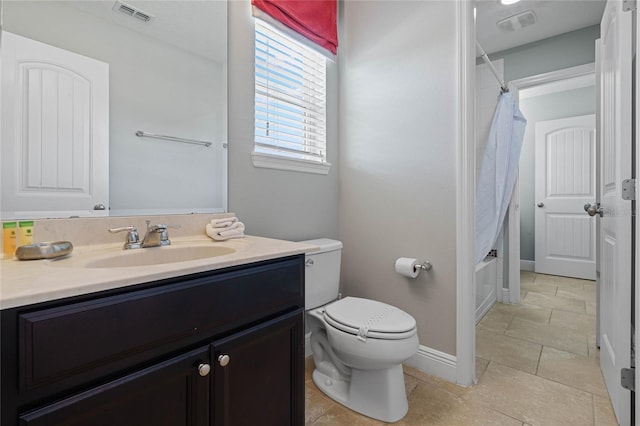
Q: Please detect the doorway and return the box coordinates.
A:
[473,64,614,423]
[508,64,597,295]
[470,2,636,424]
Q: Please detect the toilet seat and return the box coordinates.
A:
[323,297,417,340]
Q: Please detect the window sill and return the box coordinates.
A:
[251,152,331,175]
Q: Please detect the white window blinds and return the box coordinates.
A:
[254,20,328,170]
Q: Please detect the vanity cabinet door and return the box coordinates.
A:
[211,309,304,426]
[19,346,210,426]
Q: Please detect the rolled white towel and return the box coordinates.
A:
[206,222,245,241]
[211,217,238,228]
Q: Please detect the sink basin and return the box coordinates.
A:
[83,245,236,268]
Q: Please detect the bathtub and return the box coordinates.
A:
[475,256,497,324]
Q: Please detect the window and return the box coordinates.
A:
[253,20,330,174]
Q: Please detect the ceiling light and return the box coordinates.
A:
[499,0,521,5]
[496,10,536,32]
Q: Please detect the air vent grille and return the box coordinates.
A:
[133,11,151,22]
[118,4,135,15]
[496,10,536,32]
[112,0,154,23]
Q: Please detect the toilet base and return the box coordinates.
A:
[312,364,409,423]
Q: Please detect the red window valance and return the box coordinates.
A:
[251,0,338,55]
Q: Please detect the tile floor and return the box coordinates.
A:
[305,272,619,425]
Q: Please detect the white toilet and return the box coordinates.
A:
[302,238,419,423]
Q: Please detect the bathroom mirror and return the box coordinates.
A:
[1,0,227,219]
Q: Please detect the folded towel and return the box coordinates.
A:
[207,221,242,233]
[219,223,245,237]
[211,217,238,228]
[206,222,246,241]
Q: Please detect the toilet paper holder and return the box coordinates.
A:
[395,257,433,278]
[414,261,433,273]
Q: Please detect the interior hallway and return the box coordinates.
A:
[305,272,618,425]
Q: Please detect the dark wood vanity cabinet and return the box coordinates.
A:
[1,255,305,426]
[212,310,303,426]
[18,346,211,426]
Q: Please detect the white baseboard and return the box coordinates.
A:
[520,260,535,271]
[306,338,458,385]
[403,345,457,384]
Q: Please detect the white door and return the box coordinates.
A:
[534,115,596,280]
[0,31,109,219]
[598,1,633,424]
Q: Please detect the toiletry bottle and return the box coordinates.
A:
[3,222,17,258]
[19,221,34,246]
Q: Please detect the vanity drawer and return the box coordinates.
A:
[18,256,304,391]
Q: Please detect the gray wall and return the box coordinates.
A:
[4,2,227,215]
[339,1,458,355]
[227,1,339,241]
[483,25,598,265]
[519,86,596,261]
[486,25,599,83]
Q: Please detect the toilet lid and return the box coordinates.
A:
[323,297,417,340]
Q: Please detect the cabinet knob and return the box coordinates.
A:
[198,363,211,377]
[218,354,230,367]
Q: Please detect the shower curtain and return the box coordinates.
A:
[476,91,527,265]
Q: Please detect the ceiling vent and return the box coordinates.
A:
[112,0,154,23]
[496,10,536,32]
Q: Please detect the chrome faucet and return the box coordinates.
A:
[108,226,142,250]
[141,220,181,248]
[109,220,181,249]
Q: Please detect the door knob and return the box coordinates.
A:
[537,202,544,207]
[197,363,211,377]
[218,354,230,367]
[584,203,603,217]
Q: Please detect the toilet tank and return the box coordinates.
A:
[300,238,343,309]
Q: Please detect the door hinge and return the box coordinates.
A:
[624,0,637,11]
[621,367,635,391]
[622,179,636,201]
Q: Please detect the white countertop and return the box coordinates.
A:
[0,235,316,310]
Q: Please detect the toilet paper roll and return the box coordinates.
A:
[395,257,419,278]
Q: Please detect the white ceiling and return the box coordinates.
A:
[476,0,606,55]
[66,0,227,63]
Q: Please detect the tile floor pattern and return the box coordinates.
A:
[305,272,619,425]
